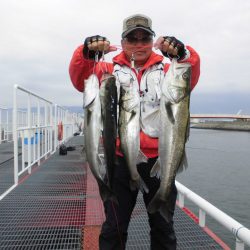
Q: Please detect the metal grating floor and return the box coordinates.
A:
[0,136,86,249]
[127,195,224,249]
[0,136,226,249]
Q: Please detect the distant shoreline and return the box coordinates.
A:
[191,120,250,132]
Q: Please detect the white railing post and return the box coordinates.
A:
[44,103,48,159]
[54,104,58,152]
[13,85,18,185]
[27,93,31,174]
[236,239,245,250]
[0,108,11,143]
[6,110,9,141]
[72,113,74,135]
[178,192,185,208]
[0,109,2,144]
[49,104,53,153]
[199,209,206,227]
[175,181,250,248]
[37,99,41,166]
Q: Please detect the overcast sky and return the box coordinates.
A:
[0,0,249,113]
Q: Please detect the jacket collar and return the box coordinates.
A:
[112,51,164,71]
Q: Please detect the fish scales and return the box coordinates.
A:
[147,59,191,220]
[118,83,148,192]
[100,73,118,189]
[84,74,117,204]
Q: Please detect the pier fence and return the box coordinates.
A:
[176,181,250,249]
[0,84,83,200]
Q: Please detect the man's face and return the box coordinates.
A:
[121,29,153,66]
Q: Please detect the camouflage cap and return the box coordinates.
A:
[122,14,155,38]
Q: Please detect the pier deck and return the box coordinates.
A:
[0,136,227,249]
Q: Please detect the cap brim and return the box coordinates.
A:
[122,27,155,38]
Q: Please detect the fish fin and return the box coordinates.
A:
[139,177,149,193]
[147,189,171,222]
[100,118,104,132]
[147,191,165,214]
[165,102,175,124]
[136,150,148,164]
[98,153,105,165]
[150,158,161,179]
[128,110,137,123]
[97,154,106,178]
[98,181,119,205]
[130,177,149,193]
[185,115,190,142]
[84,94,96,108]
[177,150,188,174]
[159,203,171,223]
[86,109,92,126]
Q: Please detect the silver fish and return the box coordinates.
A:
[147,59,191,220]
[118,83,148,192]
[84,74,117,203]
[99,73,118,190]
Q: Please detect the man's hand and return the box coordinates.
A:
[154,36,186,60]
[83,35,117,60]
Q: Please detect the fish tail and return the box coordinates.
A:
[98,182,119,205]
[177,150,188,174]
[147,190,170,222]
[129,177,149,193]
[150,159,161,179]
[159,203,172,222]
[147,193,163,214]
[136,150,148,164]
[147,200,171,222]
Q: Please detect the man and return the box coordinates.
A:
[69,14,200,250]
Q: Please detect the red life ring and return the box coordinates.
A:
[58,122,63,141]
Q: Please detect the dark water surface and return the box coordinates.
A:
[176,128,250,249]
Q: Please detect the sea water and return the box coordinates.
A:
[177,128,250,249]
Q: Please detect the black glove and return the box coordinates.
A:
[83,35,108,60]
[162,36,186,60]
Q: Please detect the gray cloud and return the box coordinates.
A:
[0,0,249,113]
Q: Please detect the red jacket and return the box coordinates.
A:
[69,45,200,158]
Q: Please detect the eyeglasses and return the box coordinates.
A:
[124,36,153,44]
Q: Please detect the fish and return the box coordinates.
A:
[147,58,191,220]
[84,74,117,204]
[99,73,118,189]
[118,83,148,193]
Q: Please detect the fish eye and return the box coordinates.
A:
[182,73,188,79]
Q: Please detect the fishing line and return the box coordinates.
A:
[111,200,125,249]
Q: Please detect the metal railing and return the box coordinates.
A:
[0,107,11,143]
[13,85,54,185]
[176,181,250,250]
[0,84,83,200]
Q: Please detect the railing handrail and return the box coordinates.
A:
[0,85,84,201]
[176,180,250,248]
[14,84,53,104]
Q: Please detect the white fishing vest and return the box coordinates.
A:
[113,63,164,138]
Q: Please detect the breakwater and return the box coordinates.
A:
[191,120,250,131]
